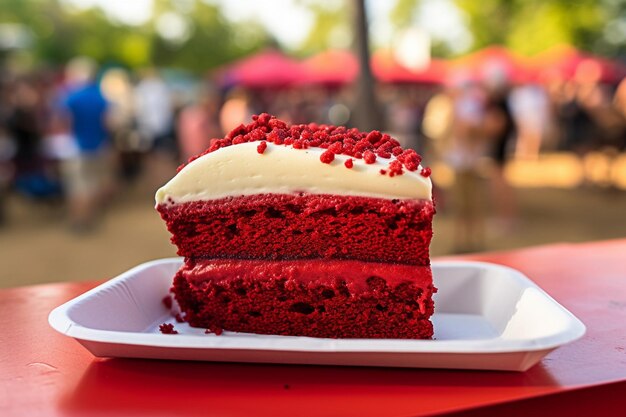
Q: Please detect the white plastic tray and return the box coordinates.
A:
[48,258,585,371]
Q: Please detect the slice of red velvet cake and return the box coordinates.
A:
[156,113,436,339]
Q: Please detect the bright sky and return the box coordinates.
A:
[62,0,154,26]
[367,0,470,52]
[215,0,316,48]
[61,0,471,53]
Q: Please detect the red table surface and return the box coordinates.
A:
[2,240,626,417]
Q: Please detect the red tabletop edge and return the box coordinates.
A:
[1,239,626,417]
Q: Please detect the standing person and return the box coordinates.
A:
[134,69,174,152]
[484,85,518,231]
[61,57,110,231]
[613,78,626,152]
[556,80,597,155]
[5,79,55,199]
[0,79,17,224]
[0,126,14,225]
[134,69,176,187]
[101,68,141,182]
[445,82,490,253]
[177,87,222,162]
[219,87,254,135]
[387,91,421,151]
[509,83,551,159]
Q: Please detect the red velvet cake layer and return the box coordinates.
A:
[158,193,435,265]
[173,258,435,339]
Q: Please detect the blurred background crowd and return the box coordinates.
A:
[1,0,626,287]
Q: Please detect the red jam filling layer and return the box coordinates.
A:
[181,258,433,294]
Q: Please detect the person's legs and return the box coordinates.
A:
[60,154,108,231]
[453,170,486,253]
[489,164,517,231]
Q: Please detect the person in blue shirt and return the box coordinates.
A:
[59,57,111,232]
[65,83,109,154]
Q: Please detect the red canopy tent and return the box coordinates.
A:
[450,45,531,83]
[371,49,447,84]
[300,49,358,87]
[218,49,305,89]
[528,45,626,84]
[215,46,624,90]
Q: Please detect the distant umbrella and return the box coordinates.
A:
[217,49,305,89]
[450,45,530,84]
[372,49,447,84]
[300,49,358,87]
[528,45,626,84]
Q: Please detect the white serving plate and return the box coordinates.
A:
[48,258,585,371]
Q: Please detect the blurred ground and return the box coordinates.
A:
[1,164,625,289]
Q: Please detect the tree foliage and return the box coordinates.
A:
[150,0,269,72]
[389,0,421,30]
[0,0,269,73]
[0,0,624,71]
[296,1,349,56]
[455,0,624,57]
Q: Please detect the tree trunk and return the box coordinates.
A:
[352,0,383,131]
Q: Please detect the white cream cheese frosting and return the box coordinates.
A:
[155,142,432,204]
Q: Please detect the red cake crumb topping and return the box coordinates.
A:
[174,313,185,323]
[420,167,432,177]
[397,149,422,171]
[205,327,223,336]
[159,323,178,334]
[344,158,353,169]
[363,150,377,164]
[320,149,335,164]
[162,295,173,309]
[388,160,404,177]
[179,113,427,176]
